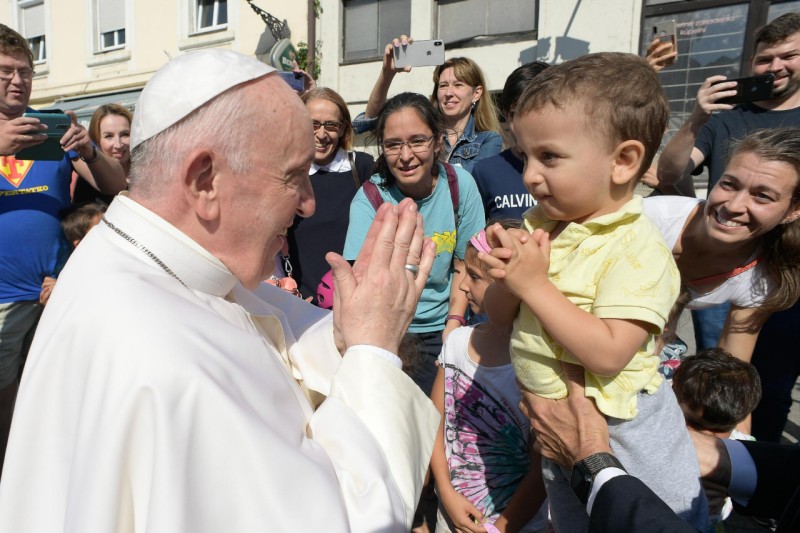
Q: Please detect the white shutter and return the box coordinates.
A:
[22,2,45,38]
[344,0,378,61]
[99,0,125,33]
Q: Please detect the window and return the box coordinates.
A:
[437,0,536,44]
[343,0,410,62]
[17,0,46,63]
[96,0,126,52]
[195,0,227,33]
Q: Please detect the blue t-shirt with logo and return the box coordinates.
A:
[343,163,485,333]
[0,150,74,302]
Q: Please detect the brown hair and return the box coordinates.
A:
[726,127,800,316]
[301,87,353,151]
[0,24,34,68]
[755,12,800,49]
[61,202,107,247]
[431,57,500,134]
[672,348,761,433]
[514,52,669,179]
[89,104,133,146]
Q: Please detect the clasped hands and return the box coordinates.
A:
[477,223,551,297]
[326,198,436,355]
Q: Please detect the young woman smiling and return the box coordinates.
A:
[357,36,502,174]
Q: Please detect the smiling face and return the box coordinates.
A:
[436,67,482,123]
[0,51,32,119]
[98,113,131,166]
[216,76,316,288]
[704,151,800,248]
[752,32,800,102]
[306,97,343,166]
[382,107,442,199]
[513,104,623,224]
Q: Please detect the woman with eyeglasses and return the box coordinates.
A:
[343,92,485,395]
[356,37,502,174]
[285,88,375,304]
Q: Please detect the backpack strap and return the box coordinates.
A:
[443,162,461,226]
[363,180,384,212]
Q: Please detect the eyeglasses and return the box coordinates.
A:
[312,120,343,133]
[382,135,435,155]
[0,67,35,81]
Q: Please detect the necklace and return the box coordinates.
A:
[101,217,187,287]
[445,128,462,139]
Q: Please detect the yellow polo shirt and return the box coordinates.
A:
[511,196,679,419]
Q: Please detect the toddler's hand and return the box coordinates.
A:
[439,487,488,533]
[479,224,549,298]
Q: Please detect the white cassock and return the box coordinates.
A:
[0,195,439,533]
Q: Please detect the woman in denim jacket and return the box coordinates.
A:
[355,36,502,174]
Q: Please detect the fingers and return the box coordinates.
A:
[353,201,392,277]
[326,251,356,305]
[389,199,419,270]
[414,238,436,295]
[561,362,586,397]
[405,213,424,266]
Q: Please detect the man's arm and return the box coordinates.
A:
[657,76,738,193]
[363,36,413,121]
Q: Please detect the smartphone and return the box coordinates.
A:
[393,40,445,69]
[15,111,71,161]
[651,20,677,66]
[713,74,775,105]
[278,71,304,93]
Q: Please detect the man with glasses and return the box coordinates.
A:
[0,24,126,474]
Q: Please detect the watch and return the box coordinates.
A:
[570,452,626,505]
[80,143,100,164]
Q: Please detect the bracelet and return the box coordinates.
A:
[79,144,100,164]
[446,315,466,326]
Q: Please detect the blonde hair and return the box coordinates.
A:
[431,57,500,134]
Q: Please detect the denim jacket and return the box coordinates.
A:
[353,112,502,174]
[443,114,502,174]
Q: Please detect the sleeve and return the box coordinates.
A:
[474,132,503,164]
[311,349,440,530]
[593,225,680,332]
[343,187,378,261]
[589,476,699,532]
[454,168,486,260]
[353,112,377,135]
[691,119,715,174]
[734,440,800,521]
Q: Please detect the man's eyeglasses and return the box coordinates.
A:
[0,67,35,81]
[382,135,435,155]
[312,120,343,133]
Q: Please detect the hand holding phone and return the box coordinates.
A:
[711,74,774,105]
[393,40,445,69]
[15,112,71,161]
[647,21,677,71]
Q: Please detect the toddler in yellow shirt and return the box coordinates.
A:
[479,53,708,532]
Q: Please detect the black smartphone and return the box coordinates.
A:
[713,74,775,105]
[278,71,304,92]
[15,111,71,161]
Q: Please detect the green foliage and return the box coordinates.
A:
[296,41,322,80]
[313,0,323,18]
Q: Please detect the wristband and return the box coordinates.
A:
[80,143,100,164]
[446,315,466,326]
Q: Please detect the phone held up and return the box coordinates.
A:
[394,40,446,69]
[15,111,71,161]
[651,20,677,65]
[278,71,305,93]
[713,73,775,105]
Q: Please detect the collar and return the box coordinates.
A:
[526,195,644,236]
[104,194,238,297]
[309,148,351,175]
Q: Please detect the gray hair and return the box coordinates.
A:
[128,83,254,198]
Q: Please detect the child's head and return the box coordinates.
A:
[460,219,519,314]
[61,202,107,248]
[672,348,762,438]
[511,53,669,223]
[498,61,550,149]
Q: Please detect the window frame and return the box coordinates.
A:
[17,0,46,65]
[194,0,228,34]
[435,0,537,47]
[341,0,411,64]
[95,0,127,53]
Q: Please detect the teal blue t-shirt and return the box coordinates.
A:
[343,163,485,333]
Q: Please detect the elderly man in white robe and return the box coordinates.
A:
[0,49,440,532]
